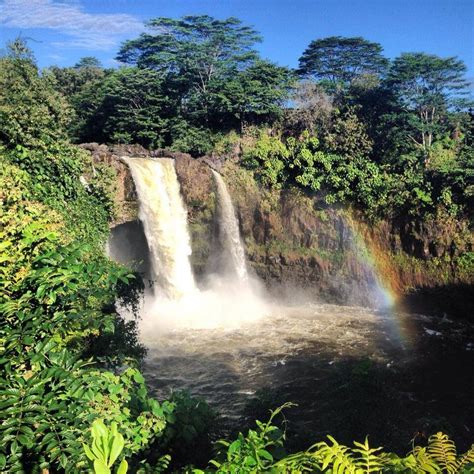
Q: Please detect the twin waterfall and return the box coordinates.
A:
[124,157,248,299]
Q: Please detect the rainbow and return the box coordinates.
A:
[345,215,417,345]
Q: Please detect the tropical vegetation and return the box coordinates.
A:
[1,13,473,472]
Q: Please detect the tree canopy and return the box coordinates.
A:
[113,15,293,148]
[385,52,471,156]
[117,15,261,85]
[298,36,389,87]
[0,40,71,147]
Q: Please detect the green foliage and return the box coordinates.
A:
[200,406,474,473]
[164,391,216,446]
[83,420,128,474]
[48,59,106,97]
[170,124,221,157]
[3,143,113,252]
[202,403,292,473]
[242,131,290,188]
[285,80,334,135]
[75,56,103,70]
[0,39,71,148]
[321,108,373,160]
[298,36,389,87]
[455,252,474,282]
[217,60,295,129]
[0,181,152,470]
[117,15,261,79]
[76,67,171,148]
[385,53,470,156]
[243,130,386,215]
[0,359,173,472]
[212,130,241,156]
[107,15,292,151]
[0,43,167,473]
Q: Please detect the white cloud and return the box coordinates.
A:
[0,0,144,50]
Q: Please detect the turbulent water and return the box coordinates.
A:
[211,170,248,281]
[142,303,474,451]
[123,157,196,298]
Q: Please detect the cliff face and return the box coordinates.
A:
[83,143,473,315]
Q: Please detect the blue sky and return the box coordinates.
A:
[1,0,473,80]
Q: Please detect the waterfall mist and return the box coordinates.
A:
[118,157,268,334]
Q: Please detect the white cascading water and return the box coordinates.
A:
[212,170,249,281]
[123,157,197,299]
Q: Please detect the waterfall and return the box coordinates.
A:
[212,170,248,281]
[123,157,196,299]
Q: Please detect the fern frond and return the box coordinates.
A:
[316,436,359,474]
[353,437,385,472]
[456,444,474,473]
[412,446,441,473]
[427,432,458,473]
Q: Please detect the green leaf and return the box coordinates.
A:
[94,459,111,474]
[108,433,124,467]
[257,449,273,462]
[132,371,145,384]
[116,459,128,474]
[83,443,95,461]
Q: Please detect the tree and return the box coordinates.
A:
[115,15,292,141]
[47,58,107,140]
[0,39,71,147]
[217,60,295,131]
[385,53,471,160]
[77,67,172,147]
[48,64,106,98]
[298,36,388,87]
[284,80,334,136]
[321,107,373,160]
[117,15,261,108]
[74,56,102,69]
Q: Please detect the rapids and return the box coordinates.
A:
[141,302,474,452]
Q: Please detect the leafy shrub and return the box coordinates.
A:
[242,131,289,188]
[83,419,128,474]
[197,403,292,473]
[198,405,474,473]
[212,130,241,156]
[242,131,386,215]
[170,124,221,157]
[0,360,174,472]
[158,391,217,469]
